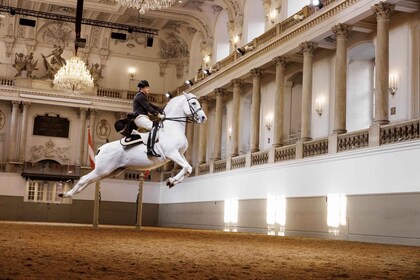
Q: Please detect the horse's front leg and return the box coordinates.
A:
[165,151,192,188]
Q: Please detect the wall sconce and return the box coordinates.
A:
[128,67,136,80]
[236,47,245,56]
[185,79,194,86]
[232,35,240,47]
[316,97,324,116]
[202,69,211,76]
[265,113,273,131]
[268,10,277,23]
[165,92,173,99]
[389,74,398,95]
[228,127,232,141]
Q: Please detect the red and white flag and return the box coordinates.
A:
[88,127,95,169]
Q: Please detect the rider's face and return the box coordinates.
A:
[141,86,150,94]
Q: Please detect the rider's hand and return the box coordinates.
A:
[157,113,165,120]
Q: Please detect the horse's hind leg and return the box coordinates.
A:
[60,167,125,198]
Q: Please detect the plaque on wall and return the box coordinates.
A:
[33,114,70,138]
[96,119,111,140]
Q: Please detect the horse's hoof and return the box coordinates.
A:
[166,179,175,188]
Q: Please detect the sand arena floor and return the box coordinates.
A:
[0,222,419,279]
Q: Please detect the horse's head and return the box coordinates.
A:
[183,92,207,124]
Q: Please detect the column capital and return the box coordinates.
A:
[332,23,352,38]
[199,96,209,103]
[272,56,288,68]
[22,101,31,107]
[231,79,242,88]
[214,88,225,96]
[11,100,20,107]
[300,41,317,54]
[89,108,97,116]
[372,2,395,19]
[80,107,88,113]
[250,68,262,78]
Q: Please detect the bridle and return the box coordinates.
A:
[162,94,203,124]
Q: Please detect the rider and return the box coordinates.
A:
[131,80,165,157]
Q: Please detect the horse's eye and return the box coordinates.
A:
[192,102,197,106]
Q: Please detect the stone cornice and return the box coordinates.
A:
[187,0,383,97]
[0,86,132,112]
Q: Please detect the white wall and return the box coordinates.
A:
[213,10,230,63]
[159,141,420,204]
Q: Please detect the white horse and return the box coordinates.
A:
[59,92,207,198]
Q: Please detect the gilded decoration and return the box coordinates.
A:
[30,139,71,163]
[96,119,111,140]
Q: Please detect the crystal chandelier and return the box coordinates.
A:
[119,0,176,14]
[53,56,94,93]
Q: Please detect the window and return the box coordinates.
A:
[25,180,72,204]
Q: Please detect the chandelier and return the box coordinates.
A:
[53,56,94,93]
[119,0,176,14]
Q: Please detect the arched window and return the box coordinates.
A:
[243,0,265,43]
[213,9,230,62]
[188,32,203,80]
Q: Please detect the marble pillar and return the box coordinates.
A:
[372,2,394,124]
[273,56,288,147]
[231,79,242,157]
[332,23,352,134]
[300,41,317,141]
[250,68,262,152]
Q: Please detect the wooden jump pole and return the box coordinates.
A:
[92,181,100,229]
[135,172,144,230]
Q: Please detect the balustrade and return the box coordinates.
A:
[251,151,269,166]
[198,163,210,176]
[231,155,246,170]
[214,160,227,173]
[275,145,296,162]
[380,119,420,145]
[0,77,15,87]
[303,138,329,158]
[338,129,369,152]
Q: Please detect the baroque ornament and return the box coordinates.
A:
[159,32,189,59]
[30,139,71,163]
[118,0,176,14]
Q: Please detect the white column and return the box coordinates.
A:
[372,2,394,124]
[86,109,96,166]
[231,79,242,157]
[250,68,262,152]
[332,23,352,134]
[273,56,288,147]
[8,101,20,162]
[299,41,317,141]
[77,108,87,166]
[18,102,31,162]
[213,88,224,160]
[198,97,209,164]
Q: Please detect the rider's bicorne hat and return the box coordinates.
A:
[137,80,149,88]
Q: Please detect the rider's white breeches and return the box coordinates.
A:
[134,114,153,131]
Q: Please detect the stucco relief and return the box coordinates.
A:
[159,32,189,59]
[0,110,5,130]
[30,139,71,163]
[96,119,111,140]
[39,22,73,48]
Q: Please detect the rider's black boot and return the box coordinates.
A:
[147,126,160,157]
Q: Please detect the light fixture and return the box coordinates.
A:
[232,35,240,46]
[128,67,136,80]
[165,92,173,99]
[312,0,324,9]
[118,0,176,14]
[228,127,232,141]
[53,56,94,93]
[315,97,324,116]
[185,79,194,86]
[202,69,211,76]
[268,10,277,23]
[389,74,398,95]
[236,48,245,56]
[265,113,273,130]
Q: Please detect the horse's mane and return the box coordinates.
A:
[164,92,196,110]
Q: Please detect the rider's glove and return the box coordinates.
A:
[157,113,165,120]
